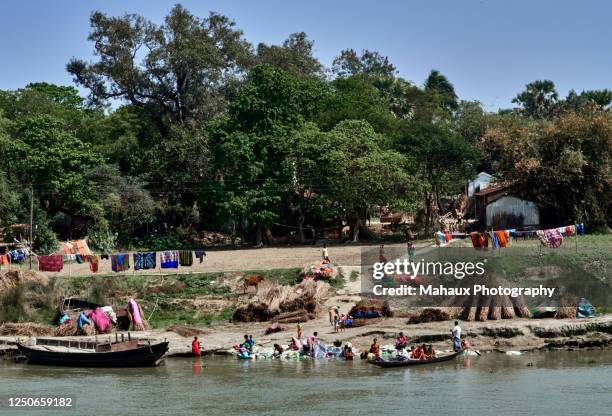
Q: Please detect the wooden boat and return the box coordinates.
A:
[17,339,169,367]
[369,349,464,368]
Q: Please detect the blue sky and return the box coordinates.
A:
[1,0,610,111]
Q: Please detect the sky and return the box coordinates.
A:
[1,0,611,111]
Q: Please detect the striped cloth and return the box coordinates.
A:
[179,250,193,267]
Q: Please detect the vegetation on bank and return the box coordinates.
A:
[0,4,609,255]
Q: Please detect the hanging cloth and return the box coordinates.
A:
[195,250,206,263]
[179,250,193,267]
[38,255,64,272]
[536,229,563,248]
[111,253,130,272]
[89,255,99,273]
[470,232,481,248]
[160,251,179,269]
[133,252,157,270]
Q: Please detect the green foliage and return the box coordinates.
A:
[256,32,324,78]
[332,49,396,77]
[512,80,558,118]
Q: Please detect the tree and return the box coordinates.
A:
[67,4,253,124]
[331,49,396,77]
[480,107,612,229]
[256,32,324,78]
[211,65,318,245]
[424,70,458,113]
[325,120,409,241]
[317,76,397,134]
[512,80,558,118]
[397,121,478,234]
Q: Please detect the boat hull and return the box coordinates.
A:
[17,342,169,368]
[370,349,463,368]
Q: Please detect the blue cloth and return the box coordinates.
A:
[453,337,461,351]
[8,250,26,262]
[577,223,585,235]
[492,232,500,248]
[133,252,156,270]
[160,251,179,269]
[77,312,92,330]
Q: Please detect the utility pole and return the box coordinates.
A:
[29,185,33,270]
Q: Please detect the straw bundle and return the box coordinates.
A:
[408,308,451,324]
[0,323,54,336]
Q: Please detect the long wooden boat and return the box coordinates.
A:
[17,340,169,368]
[369,349,464,368]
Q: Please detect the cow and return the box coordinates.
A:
[243,275,264,293]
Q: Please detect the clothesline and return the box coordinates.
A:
[465,223,585,250]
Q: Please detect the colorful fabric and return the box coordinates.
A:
[8,249,27,263]
[88,307,111,333]
[89,255,99,273]
[77,311,92,330]
[0,254,9,266]
[111,253,130,272]
[492,232,500,248]
[536,229,563,248]
[134,252,156,270]
[128,297,143,325]
[495,230,508,248]
[195,250,206,263]
[160,250,179,269]
[179,250,193,267]
[38,255,63,272]
[470,232,482,248]
[576,223,585,235]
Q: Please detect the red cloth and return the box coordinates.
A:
[192,339,201,356]
[470,232,481,248]
[444,231,452,242]
[38,255,63,272]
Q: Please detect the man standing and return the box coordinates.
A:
[451,321,462,351]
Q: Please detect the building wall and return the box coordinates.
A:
[468,173,493,196]
[486,196,539,227]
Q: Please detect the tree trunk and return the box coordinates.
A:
[297,209,305,243]
[352,218,361,242]
[254,223,264,247]
[424,193,432,237]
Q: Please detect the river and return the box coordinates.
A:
[0,350,610,415]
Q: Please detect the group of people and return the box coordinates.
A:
[328,306,354,333]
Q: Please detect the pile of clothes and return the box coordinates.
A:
[302,262,334,280]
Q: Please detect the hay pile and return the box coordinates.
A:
[439,276,532,321]
[0,322,54,336]
[0,270,48,294]
[348,299,393,319]
[232,280,328,323]
[408,308,450,324]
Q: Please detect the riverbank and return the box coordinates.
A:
[2,314,611,358]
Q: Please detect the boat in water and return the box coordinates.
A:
[17,339,169,368]
[369,349,464,368]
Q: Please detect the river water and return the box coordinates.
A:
[0,350,610,416]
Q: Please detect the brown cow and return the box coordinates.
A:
[243,275,264,293]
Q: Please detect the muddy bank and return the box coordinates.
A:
[2,315,611,358]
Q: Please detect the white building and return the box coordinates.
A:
[467,172,493,197]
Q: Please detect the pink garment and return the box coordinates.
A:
[129,298,143,325]
[88,308,111,333]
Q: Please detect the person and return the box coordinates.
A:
[426,344,436,359]
[452,321,462,351]
[242,334,252,352]
[406,242,416,263]
[76,310,92,334]
[379,243,387,263]
[343,342,354,360]
[333,314,339,333]
[322,243,329,262]
[273,343,284,358]
[248,335,255,350]
[297,321,303,340]
[411,345,426,360]
[369,338,381,357]
[395,331,408,349]
[396,346,410,361]
[406,226,414,242]
[305,332,318,353]
[192,336,201,357]
[290,337,300,350]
